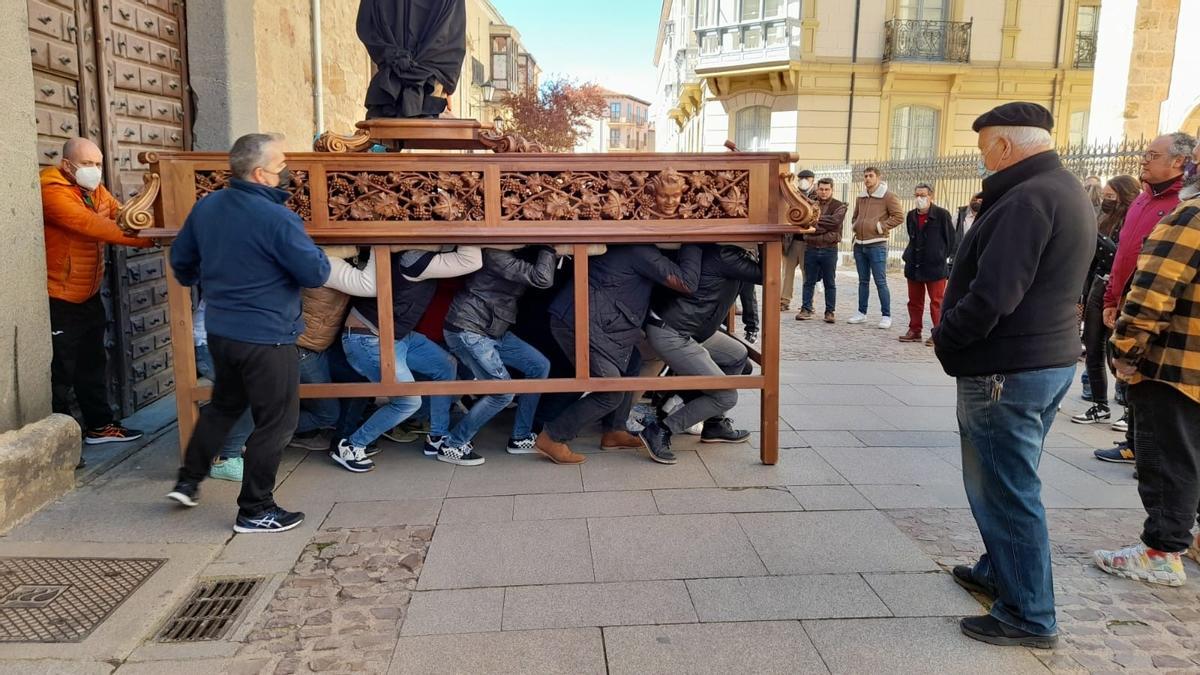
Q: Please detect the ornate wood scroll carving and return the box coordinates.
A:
[778,172,820,229]
[313,129,374,153]
[478,129,546,153]
[117,172,161,231]
[499,168,749,221]
[194,170,313,220]
[327,171,485,221]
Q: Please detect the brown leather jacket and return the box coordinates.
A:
[297,286,350,352]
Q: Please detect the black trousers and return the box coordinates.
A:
[543,317,634,442]
[49,295,114,430]
[1081,277,1112,404]
[1130,381,1200,552]
[738,283,759,333]
[179,335,299,515]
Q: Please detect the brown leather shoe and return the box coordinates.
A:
[535,431,586,464]
[824,311,835,324]
[924,337,934,347]
[795,308,813,321]
[898,330,922,342]
[600,430,644,450]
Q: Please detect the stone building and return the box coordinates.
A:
[653,0,1100,164]
[1,0,536,530]
[577,89,655,153]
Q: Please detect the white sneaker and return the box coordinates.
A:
[685,422,703,436]
[878,316,892,329]
[847,313,867,324]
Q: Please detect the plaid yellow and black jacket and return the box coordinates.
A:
[1111,198,1200,404]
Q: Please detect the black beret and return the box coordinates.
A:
[796,169,815,179]
[972,102,1054,133]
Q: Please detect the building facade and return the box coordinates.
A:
[654,0,1100,165]
[577,90,655,152]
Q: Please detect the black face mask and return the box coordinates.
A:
[1100,199,1117,214]
[969,201,982,212]
[274,166,292,187]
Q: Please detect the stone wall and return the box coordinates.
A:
[0,1,52,432]
[318,1,372,135]
[254,0,316,151]
[186,0,261,151]
[1124,0,1181,140]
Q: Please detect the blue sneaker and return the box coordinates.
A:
[209,456,243,482]
[637,417,677,465]
[233,506,304,534]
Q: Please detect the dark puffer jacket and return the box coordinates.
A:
[445,247,557,338]
[549,244,702,364]
[654,244,761,341]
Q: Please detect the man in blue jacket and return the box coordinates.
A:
[166,133,331,534]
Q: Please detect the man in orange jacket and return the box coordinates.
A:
[42,137,151,446]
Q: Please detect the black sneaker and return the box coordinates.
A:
[637,417,677,465]
[329,439,375,473]
[166,480,200,507]
[506,433,539,455]
[744,329,759,343]
[1070,403,1110,425]
[423,434,445,457]
[233,506,305,534]
[85,423,144,445]
[951,565,996,599]
[700,417,751,444]
[959,615,1058,649]
[437,442,485,466]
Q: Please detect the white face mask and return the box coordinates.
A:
[915,196,930,210]
[798,179,812,191]
[74,166,103,191]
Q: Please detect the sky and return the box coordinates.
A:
[491,0,662,103]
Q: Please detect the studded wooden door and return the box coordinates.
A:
[28,0,191,415]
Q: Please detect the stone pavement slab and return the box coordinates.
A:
[400,588,503,636]
[697,446,846,487]
[322,499,441,529]
[275,447,453,503]
[783,383,907,406]
[445,452,583,497]
[803,617,1047,674]
[815,446,961,485]
[876,384,958,406]
[736,511,939,574]
[851,430,961,447]
[781,361,910,385]
[513,489,658,520]
[862,572,983,617]
[788,485,875,510]
[651,486,802,514]
[686,574,890,621]
[603,621,828,675]
[877,361,954,385]
[437,495,513,523]
[388,627,605,675]
[502,580,697,630]
[0,661,113,675]
[794,430,864,447]
[780,404,897,431]
[579,448,716,492]
[417,519,592,590]
[588,513,766,582]
[871,405,961,431]
[855,483,970,509]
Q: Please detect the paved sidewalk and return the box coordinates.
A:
[2,346,1196,673]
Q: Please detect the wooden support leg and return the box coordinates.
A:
[760,239,782,465]
[166,255,198,460]
[572,244,590,378]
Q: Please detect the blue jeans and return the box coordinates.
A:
[853,243,890,316]
[801,247,838,313]
[444,329,551,446]
[957,365,1074,636]
[342,331,455,447]
[296,348,341,434]
[196,343,252,460]
[325,338,371,441]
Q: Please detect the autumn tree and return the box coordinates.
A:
[498,78,608,152]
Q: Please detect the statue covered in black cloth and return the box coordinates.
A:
[356,0,467,119]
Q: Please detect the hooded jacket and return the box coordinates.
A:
[851,182,904,245]
[41,166,151,303]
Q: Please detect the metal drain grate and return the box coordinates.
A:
[0,556,165,642]
[157,577,263,642]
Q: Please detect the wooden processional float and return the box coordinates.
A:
[119,118,820,464]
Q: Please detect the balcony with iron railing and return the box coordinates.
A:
[1074,31,1096,68]
[883,19,972,64]
[695,17,801,71]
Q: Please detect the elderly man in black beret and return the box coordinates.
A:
[932,102,1095,649]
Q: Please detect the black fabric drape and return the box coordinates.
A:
[357,0,467,118]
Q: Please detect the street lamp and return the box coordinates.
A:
[493,116,504,131]
[481,81,495,103]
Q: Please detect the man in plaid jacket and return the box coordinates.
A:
[1093,144,1200,587]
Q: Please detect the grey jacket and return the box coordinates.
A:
[445,247,557,338]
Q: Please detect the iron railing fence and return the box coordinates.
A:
[883,19,972,63]
[809,138,1147,261]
